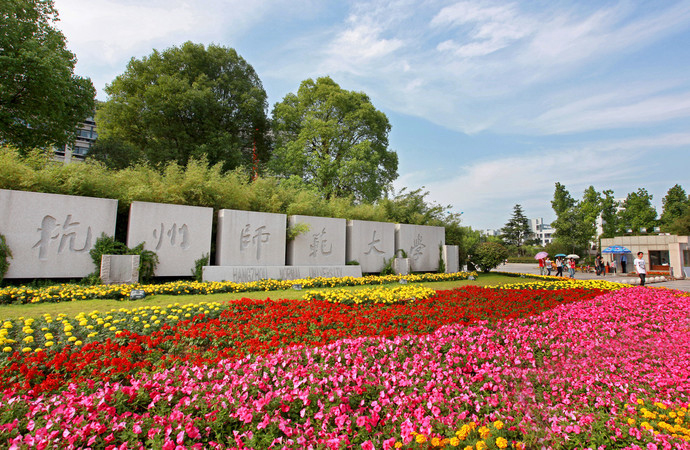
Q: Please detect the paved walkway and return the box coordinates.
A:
[492,263,690,292]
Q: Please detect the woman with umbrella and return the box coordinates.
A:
[535,251,548,275]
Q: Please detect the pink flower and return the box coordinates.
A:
[361,440,375,450]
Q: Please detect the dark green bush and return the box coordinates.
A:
[192,253,210,282]
[472,242,509,273]
[0,234,12,283]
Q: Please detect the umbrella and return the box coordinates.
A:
[602,245,631,254]
[534,251,548,260]
[566,254,579,259]
[555,253,566,257]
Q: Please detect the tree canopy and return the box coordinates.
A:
[617,188,657,234]
[270,76,398,202]
[95,41,269,171]
[550,183,596,254]
[0,0,96,150]
[660,184,689,232]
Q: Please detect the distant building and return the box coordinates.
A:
[54,114,97,163]
[480,229,501,238]
[529,218,553,247]
[601,234,689,278]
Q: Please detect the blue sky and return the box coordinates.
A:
[53,0,690,230]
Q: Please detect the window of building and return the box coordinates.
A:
[649,250,670,271]
[684,249,690,267]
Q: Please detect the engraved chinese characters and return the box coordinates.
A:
[0,189,117,278]
[287,215,346,266]
[216,210,287,266]
[127,202,212,277]
[395,224,445,272]
[346,220,395,273]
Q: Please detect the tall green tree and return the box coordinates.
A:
[96,41,269,171]
[600,189,619,238]
[550,183,595,254]
[660,184,689,232]
[617,188,657,234]
[500,204,533,256]
[270,76,398,202]
[0,0,96,150]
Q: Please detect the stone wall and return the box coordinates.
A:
[1,189,117,278]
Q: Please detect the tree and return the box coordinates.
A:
[96,41,269,171]
[667,208,690,235]
[0,0,96,150]
[500,204,533,256]
[270,76,398,202]
[471,242,508,273]
[600,189,619,238]
[660,184,689,232]
[550,183,596,254]
[617,188,657,234]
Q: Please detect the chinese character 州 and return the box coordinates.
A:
[33,214,93,260]
[310,227,332,257]
[240,224,271,260]
[410,233,425,262]
[153,223,190,250]
[364,230,385,255]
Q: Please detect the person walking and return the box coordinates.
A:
[545,257,552,276]
[538,257,545,276]
[594,254,602,276]
[556,257,563,277]
[634,251,647,286]
[568,258,576,278]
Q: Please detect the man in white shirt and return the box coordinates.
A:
[633,251,646,286]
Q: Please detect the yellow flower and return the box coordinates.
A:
[45,341,54,347]
[394,443,403,449]
[476,442,487,450]
[495,437,508,449]
[415,434,427,443]
[2,347,12,353]
[478,426,491,439]
[431,437,441,447]
[493,420,504,430]
[22,347,31,353]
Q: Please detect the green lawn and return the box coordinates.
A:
[0,273,518,320]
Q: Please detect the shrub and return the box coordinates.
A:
[472,242,509,273]
[192,253,210,282]
[0,234,12,283]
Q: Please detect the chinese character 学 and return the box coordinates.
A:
[409,234,425,262]
[364,230,385,255]
[33,214,93,260]
[309,227,333,257]
[240,224,271,260]
[153,223,190,250]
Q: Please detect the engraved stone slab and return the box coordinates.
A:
[395,224,445,272]
[0,189,117,278]
[203,265,363,283]
[287,215,346,266]
[443,245,459,273]
[216,209,287,266]
[393,258,410,276]
[100,254,140,285]
[126,201,213,277]
[346,220,395,273]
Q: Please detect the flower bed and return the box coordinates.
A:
[304,285,437,304]
[1,285,689,449]
[0,271,477,305]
